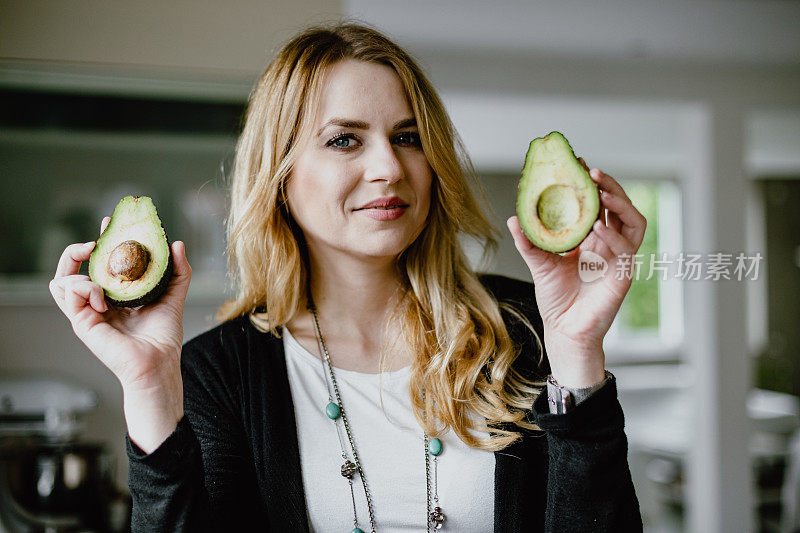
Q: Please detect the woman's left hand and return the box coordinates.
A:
[506,162,647,388]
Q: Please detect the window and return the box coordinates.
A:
[604,179,684,362]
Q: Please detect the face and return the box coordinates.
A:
[285,59,434,265]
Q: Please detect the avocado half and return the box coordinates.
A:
[516,131,600,253]
[88,196,173,307]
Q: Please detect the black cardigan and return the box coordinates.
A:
[125,273,643,532]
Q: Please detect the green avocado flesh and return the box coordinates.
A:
[516,131,600,253]
[88,196,173,307]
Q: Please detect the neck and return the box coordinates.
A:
[304,249,406,345]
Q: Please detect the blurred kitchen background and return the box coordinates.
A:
[1,1,799,532]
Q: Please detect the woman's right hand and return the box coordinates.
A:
[49,216,192,453]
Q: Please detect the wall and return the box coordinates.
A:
[1,0,343,74]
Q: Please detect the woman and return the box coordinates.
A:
[49,22,644,532]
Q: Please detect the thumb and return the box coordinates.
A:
[506,216,557,277]
[163,241,192,304]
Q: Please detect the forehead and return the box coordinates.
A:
[314,59,412,124]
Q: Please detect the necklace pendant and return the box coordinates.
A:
[427,437,443,456]
[429,506,446,530]
[325,401,341,419]
[340,459,359,479]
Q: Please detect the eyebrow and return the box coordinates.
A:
[316,117,417,137]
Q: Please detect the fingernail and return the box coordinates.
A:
[594,220,603,231]
[84,241,95,247]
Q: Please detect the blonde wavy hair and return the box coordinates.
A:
[216,20,547,451]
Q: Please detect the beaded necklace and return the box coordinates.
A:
[307,298,446,532]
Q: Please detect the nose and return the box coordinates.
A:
[363,139,405,184]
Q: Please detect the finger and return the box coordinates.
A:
[506,216,558,274]
[89,283,109,313]
[591,219,635,257]
[507,216,534,252]
[599,191,625,234]
[578,229,611,260]
[599,190,647,247]
[159,241,193,309]
[49,274,89,314]
[100,216,110,235]
[63,277,108,316]
[589,168,631,204]
[55,241,96,279]
[599,189,637,229]
[605,209,625,236]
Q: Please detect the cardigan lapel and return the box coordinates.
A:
[493,427,528,533]
[255,329,312,532]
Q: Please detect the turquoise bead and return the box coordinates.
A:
[428,437,443,456]
[352,529,365,533]
[325,402,341,419]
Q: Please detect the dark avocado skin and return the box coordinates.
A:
[104,235,173,308]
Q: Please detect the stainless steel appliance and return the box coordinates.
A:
[0,377,131,532]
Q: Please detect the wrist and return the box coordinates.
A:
[549,364,606,389]
[122,379,184,455]
[122,381,183,417]
[544,331,606,388]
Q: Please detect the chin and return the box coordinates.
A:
[354,246,406,260]
[349,239,412,260]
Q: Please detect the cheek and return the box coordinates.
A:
[414,163,434,209]
[287,170,352,223]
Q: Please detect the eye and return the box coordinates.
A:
[325,131,422,151]
[325,132,360,150]
[395,132,421,147]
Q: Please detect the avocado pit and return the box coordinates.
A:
[537,184,581,232]
[107,240,150,281]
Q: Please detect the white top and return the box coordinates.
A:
[282,325,496,532]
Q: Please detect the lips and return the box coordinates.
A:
[355,196,409,210]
